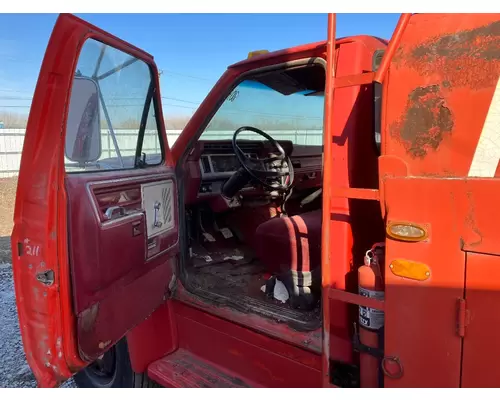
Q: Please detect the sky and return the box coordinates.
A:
[0,13,400,120]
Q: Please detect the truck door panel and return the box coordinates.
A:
[66,170,178,360]
[62,35,179,361]
[461,252,500,387]
[11,14,179,387]
[382,178,465,388]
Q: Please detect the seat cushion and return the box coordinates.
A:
[255,209,322,276]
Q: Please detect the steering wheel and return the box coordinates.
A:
[221,126,294,198]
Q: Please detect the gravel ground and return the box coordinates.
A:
[0,252,37,388]
[0,178,75,388]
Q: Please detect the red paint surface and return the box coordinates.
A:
[11,13,176,387]
[126,302,178,373]
[378,13,500,388]
[384,14,500,177]
[148,348,255,388]
[172,301,322,387]
[174,282,322,355]
[462,252,500,387]
[322,20,387,386]
[15,11,500,389]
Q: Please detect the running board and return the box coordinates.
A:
[147,349,255,388]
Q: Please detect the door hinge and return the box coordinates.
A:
[457,298,469,338]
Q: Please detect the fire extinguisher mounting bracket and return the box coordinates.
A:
[352,327,384,359]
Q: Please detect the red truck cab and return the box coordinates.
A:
[11,13,500,388]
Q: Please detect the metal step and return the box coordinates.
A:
[147,348,255,388]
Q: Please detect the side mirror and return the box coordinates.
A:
[65,76,102,163]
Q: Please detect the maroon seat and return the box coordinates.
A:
[255,209,322,277]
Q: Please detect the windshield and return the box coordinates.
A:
[199,73,325,146]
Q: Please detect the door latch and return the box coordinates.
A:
[36,270,55,286]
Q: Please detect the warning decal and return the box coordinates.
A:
[359,287,384,330]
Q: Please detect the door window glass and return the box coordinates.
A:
[64,38,162,173]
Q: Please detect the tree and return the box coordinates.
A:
[0,112,29,129]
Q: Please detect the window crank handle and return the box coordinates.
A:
[153,201,162,228]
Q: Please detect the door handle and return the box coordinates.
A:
[104,206,126,220]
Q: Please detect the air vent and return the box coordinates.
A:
[203,142,261,153]
[239,143,261,152]
[203,143,232,152]
[201,156,211,173]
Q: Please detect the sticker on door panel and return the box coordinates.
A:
[359,287,384,330]
[141,180,175,238]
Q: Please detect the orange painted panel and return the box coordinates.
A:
[383,13,500,177]
[462,252,500,387]
[383,177,465,387]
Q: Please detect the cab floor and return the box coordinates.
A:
[185,243,321,330]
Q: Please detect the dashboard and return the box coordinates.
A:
[199,153,262,178]
[183,139,323,204]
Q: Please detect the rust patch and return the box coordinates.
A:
[391,85,454,158]
[412,21,500,60]
[79,303,99,333]
[404,20,500,89]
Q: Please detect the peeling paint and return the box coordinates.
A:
[412,21,500,61]
[79,303,99,333]
[404,20,500,90]
[391,85,454,158]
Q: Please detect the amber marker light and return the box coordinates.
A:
[386,221,428,242]
[389,259,431,281]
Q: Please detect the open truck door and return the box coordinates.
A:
[11,14,179,388]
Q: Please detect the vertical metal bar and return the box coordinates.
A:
[93,44,107,79]
[107,130,111,159]
[373,13,412,83]
[321,12,337,388]
[134,81,154,167]
[97,85,123,167]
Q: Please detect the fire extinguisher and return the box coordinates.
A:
[356,243,385,388]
